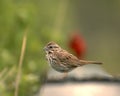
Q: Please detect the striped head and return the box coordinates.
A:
[44,42,61,54]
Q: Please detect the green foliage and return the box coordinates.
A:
[0,0,61,96]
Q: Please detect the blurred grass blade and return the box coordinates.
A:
[14,28,28,96]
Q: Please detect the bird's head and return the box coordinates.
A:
[44,42,61,53]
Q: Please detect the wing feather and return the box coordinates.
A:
[54,50,80,67]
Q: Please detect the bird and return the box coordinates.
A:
[44,41,102,73]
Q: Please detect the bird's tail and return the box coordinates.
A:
[79,60,103,65]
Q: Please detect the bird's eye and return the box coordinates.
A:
[49,46,53,48]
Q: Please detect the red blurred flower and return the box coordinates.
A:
[69,32,86,59]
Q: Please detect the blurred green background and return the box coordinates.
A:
[0,0,120,96]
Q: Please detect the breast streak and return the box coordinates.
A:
[47,51,75,72]
[50,55,74,72]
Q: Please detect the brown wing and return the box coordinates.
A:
[54,50,80,67]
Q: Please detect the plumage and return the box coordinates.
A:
[44,41,102,73]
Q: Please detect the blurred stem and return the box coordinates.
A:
[52,0,68,39]
[1,67,15,82]
[0,68,8,80]
[14,27,28,96]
